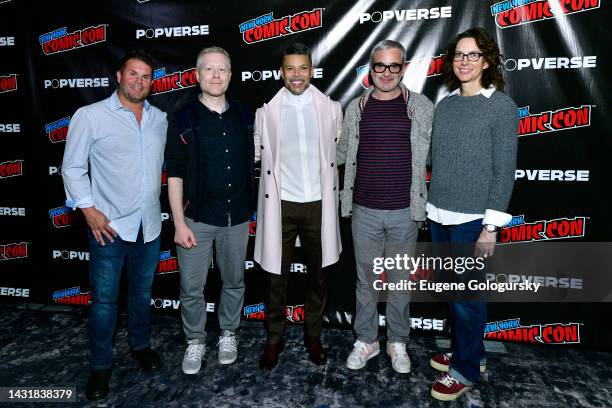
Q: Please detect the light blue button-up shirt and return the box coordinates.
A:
[62,91,168,243]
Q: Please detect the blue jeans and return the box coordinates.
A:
[429,219,487,385]
[88,226,160,370]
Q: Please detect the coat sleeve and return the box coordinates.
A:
[254,107,263,163]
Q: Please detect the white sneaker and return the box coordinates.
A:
[182,343,205,375]
[217,330,238,365]
[346,340,380,370]
[386,342,411,373]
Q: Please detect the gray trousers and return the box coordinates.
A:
[352,204,418,344]
[178,217,249,344]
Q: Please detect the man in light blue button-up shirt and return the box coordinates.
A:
[61,50,168,401]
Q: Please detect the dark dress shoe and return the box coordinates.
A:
[259,341,284,370]
[130,347,161,371]
[85,369,111,401]
[304,336,327,365]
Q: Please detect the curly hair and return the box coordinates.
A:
[443,27,505,92]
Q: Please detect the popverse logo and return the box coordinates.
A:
[136,25,209,39]
[515,169,589,182]
[359,6,452,24]
[43,78,109,89]
[0,123,20,133]
[0,36,15,46]
[242,68,323,81]
[504,56,596,71]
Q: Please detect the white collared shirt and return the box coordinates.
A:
[279,87,321,202]
[426,86,512,227]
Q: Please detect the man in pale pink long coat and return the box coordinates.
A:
[253,42,342,370]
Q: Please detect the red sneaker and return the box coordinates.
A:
[431,373,472,401]
[430,352,486,373]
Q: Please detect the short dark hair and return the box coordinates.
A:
[118,50,155,73]
[281,42,312,65]
[443,27,505,91]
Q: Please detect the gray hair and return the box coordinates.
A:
[196,46,231,70]
[369,40,406,64]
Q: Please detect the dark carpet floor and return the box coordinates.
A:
[1,302,611,408]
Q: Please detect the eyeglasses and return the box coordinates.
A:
[371,62,403,74]
[453,52,484,62]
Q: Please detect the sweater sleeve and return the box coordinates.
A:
[485,95,519,212]
[337,99,357,166]
[164,114,187,179]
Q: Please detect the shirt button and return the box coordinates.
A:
[267,170,271,175]
[331,163,334,167]
[223,132,226,136]
[227,199,231,203]
[225,149,229,153]
[228,183,232,187]
[227,166,231,170]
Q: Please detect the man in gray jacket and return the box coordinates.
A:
[337,40,433,373]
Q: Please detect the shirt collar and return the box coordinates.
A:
[109,90,151,111]
[448,86,496,99]
[283,86,313,106]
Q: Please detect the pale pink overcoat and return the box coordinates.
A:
[253,85,342,275]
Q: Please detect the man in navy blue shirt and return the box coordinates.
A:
[165,46,255,375]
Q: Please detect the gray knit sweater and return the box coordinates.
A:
[428,90,518,214]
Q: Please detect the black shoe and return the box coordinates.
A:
[130,347,161,371]
[259,341,284,370]
[304,336,328,365]
[85,369,111,401]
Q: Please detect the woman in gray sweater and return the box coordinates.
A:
[426,27,518,401]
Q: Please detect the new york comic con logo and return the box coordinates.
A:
[45,117,70,143]
[499,215,586,243]
[0,74,17,93]
[356,55,444,88]
[52,286,92,306]
[491,0,600,28]
[39,25,107,55]
[0,242,28,261]
[150,67,198,95]
[156,250,178,275]
[517,105,592,137]
[249,213,257,237]
[484,318,580,344]
[0,159,23,179]
[49,205,78,228]
[239,9,323,44]
[243,303,304,322]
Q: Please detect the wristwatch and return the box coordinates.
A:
[484,224,498,233]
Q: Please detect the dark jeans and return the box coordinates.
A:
[88,226,160,370]
[265,200,325,344]
[429,218,486,385]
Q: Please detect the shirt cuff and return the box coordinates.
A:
[483,209,512,227]
[66,196,94,210]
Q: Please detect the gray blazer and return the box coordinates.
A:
[337,84,433,220]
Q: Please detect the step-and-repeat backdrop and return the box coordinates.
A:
[1,0,610,349]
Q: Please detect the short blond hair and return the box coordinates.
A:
[196,46,231,70]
